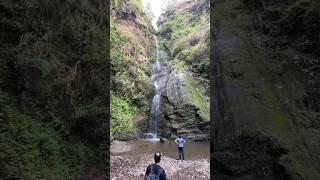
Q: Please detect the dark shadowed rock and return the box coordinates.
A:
[160,137,169,143]
[186,134,210,141]
[212,0,320,179]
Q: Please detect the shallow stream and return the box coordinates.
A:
[111,139,210,160]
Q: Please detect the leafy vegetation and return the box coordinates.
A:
[110,0,155,140]
[110,93,136,140]
[0,104,93,179]
[128,0,145,14]
[0,0,108,178]
[157,0,210,123]
[158,1,210,75]
[110,17,152,106]
[111,0,126,11]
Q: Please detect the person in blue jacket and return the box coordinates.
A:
[175,135,185,160]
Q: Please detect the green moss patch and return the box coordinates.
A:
[0,105,93,179]
[110,93,137,140]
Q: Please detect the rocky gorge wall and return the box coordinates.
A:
[212,0,320,179]
[156,0,210,140]
[110,0,155,139]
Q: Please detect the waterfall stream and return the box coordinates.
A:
[145,36,162,140]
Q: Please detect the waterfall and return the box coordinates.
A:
[145,36,162,140]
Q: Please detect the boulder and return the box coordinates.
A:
[160,137,169,143]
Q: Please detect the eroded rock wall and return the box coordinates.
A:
[157,0,210,140]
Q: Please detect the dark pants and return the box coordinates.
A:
[178,147,184,160]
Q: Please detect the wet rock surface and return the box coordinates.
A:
[158,64,210,138]
[111,154,209,180]
[156,0,210,139]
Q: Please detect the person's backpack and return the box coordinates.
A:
[147,164,162,180]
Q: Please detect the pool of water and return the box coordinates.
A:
[112,139,210,160]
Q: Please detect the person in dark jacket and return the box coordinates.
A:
[145,152,166,180]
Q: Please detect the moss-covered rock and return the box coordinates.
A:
[156,0,210,139]
[212,0,320,179]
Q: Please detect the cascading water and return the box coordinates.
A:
[145,36,162,140]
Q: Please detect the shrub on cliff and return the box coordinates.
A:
[110,94,136,140]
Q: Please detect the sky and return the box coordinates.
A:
[141,0,183,29]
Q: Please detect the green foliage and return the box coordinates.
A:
[110,12,153,110]
[197,59,209,76]
[157,0,210,123]
[111,19,128,69]
[0,0,108,141]
[158,5,209,67]
[150,50,157,62]
[183,72,209,122]
[159,12,207,49]
[159,39,169,50]
[0,0,108,178]
[158,8,210,81]
[128,0,144,14]
[111,0,126,11]
[110,93,136,140]
[0,105,93,179]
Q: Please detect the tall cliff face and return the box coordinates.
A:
[212,0,320,179]
[157,0,210,139]
[0,0,107,179]
[110,0,155,139]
